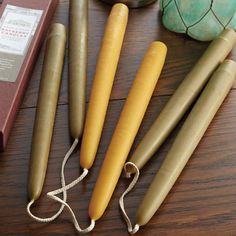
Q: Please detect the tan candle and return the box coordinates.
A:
[28,23,66,202]
[126,29,236,174]
[135,60,236,231]
[89,41,167,221]
[69,0,88,140]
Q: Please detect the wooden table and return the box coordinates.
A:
[1,1,236,235]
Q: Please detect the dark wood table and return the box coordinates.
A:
[1,1,236,235]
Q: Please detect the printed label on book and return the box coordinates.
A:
[0,5,43,82]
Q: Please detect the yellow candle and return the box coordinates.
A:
[89,41,167,221]
[80,3,129,169]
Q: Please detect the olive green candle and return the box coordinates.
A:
[136,60,236,229]
[28,23,66,201]
[126,29,236,174]
[69,0,88,139]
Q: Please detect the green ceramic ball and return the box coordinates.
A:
[159,0,236,41]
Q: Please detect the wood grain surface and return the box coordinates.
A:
[0,1,236,235]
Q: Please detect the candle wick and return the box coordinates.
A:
[119,162,140,234]
[27,138,95,233]
[26,139,80,223]
[131,224,140,234]
[27,198,66,222]
[44,137,96,233]
[46,167,95,233]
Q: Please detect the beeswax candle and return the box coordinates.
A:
[89,41,167,221]
[80,3,129,170]
[135,60,236,231]
[125,29,236,174]
[69,0,88,139]
[28,23,66,202]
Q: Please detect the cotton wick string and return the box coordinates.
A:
[46,168,96,234]
[27,138,79,222]
[47,138,95,233]
[119,162,140,234]
[47,176,95,234]
[27,139,95,233]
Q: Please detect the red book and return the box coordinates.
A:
[0,0,58,151]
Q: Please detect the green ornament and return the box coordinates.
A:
[159,0,236,41]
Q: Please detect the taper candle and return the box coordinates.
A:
[69,0,88,140]
[27,23,66,222]
[89,41,167,221]
[80,3,129,169]
[28,23,66,202]
[133,60,236,233]
[126,29,236,174]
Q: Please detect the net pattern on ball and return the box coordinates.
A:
[161,0,235,35]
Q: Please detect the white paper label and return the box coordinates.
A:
[0,5,43,82]
[0,5,43,55]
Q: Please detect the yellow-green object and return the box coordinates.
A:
[69,0,88,140]
[28,24,66,201]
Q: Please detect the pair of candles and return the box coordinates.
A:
[27,0,88,224]
[134,59,236,231]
